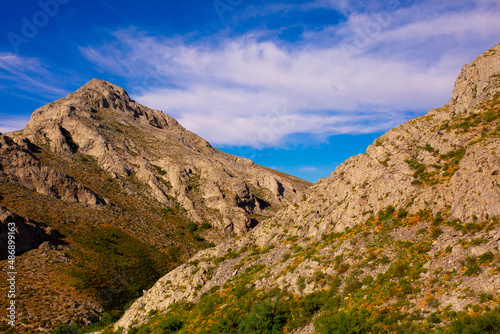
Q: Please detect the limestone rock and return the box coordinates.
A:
[0,134,105,206]
[451,46,500,115]
[18,78,310,235]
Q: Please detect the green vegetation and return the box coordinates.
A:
[440,93,500,137]
[445,307,500,334]
[152,164,167,175]
[65,226,172,309]
[53,312,123,333]
[61,128,79,152]
[201,222,212,229]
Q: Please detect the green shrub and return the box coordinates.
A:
[446,307,500,334]
[200,222,212,229]
[315,308,371,334]
[463,256,482,276]
[343,275,362,294]
[479,293,494,303]
[300,292,324,317]
[193,234,204,241]
[430,227,443,239]
[187,222,199,233]
[238,302,286,334]
[479,251,495,264]
[297,277,306,290]
[158,316,183,333]
[397,209,408,219]
[426,297,440,308]
[52,324,84,334]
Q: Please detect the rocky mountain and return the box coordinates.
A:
[0,79,310,333]
[107,44,500,334]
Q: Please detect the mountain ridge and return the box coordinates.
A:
[108,43,500,334]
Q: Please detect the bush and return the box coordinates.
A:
[430,227,443,239]
[193,234,204,241]
[315,309,370,334]
[447,307,500,334]
[238,302,286,333]
[200,222,212,229]
[397,209,408,219]
[426,297,440,308]
[187,222,199,233]
[52,324,84,334]
[463,256,482,276]
[343,275,362,294]
[479,251,495,264]
[300,292,324,317]
[158,316,183,333]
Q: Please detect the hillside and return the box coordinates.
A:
[108,44,500,334]
[0,79,310,333]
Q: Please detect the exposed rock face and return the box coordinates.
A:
[0,134,104,206]
[451,46,500,115]
[0,206,63,259]
[18,78,310,235]
[113,44,500,333]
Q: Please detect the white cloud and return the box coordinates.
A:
[81,1,500,147]
[299,166,318,173]
[0,53,68,98]
[0,115,31,134]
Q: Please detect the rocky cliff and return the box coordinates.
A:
[19,78,310,236]
[110,44,500,334]
[0,79,310,333]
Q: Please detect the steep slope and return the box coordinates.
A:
[20,78,309,236]
[0,80,310,333]
[112,44,500,334]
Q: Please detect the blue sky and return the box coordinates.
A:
[1,0,500,182]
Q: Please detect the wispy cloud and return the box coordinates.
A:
[80,1,500,147]
[0,53,68,98]
[299,166,318,173]
[0,114,31,134]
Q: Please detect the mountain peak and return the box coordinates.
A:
[450,43,500,115]
[25,78,134,131]
[76,78,133,103]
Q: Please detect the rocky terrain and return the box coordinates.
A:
[105,44,500,334]
[0,79,310,333]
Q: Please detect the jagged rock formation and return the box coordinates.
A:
[112,44,500,334]
[0,206,64,259]
[18,78,309,235]
[0,79,310,333]
[0,134,105,206]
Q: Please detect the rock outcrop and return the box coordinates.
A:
[0,206,63,259]
[0,134,105,206]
